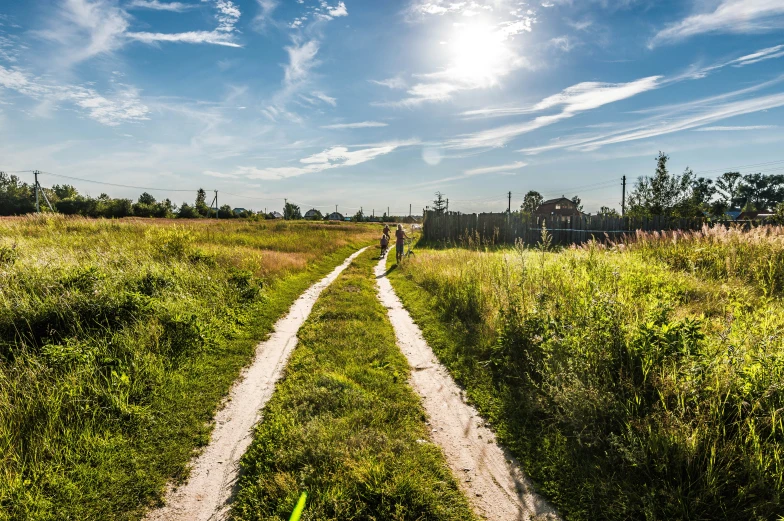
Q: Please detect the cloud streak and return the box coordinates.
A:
[127,0,196,12]
[651,0,784,46]
[321,121,389,129]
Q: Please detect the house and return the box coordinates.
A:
[738,210,775,221]
[534,196,584,218]
[304,209,321,220]
[327,212,344,221]
[233,207,248,215]
[270,211,284,219]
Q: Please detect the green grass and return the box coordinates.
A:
[0,215,377,521]
[232,248,476,521]
[388,231,784,521]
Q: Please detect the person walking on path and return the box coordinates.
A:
[395,224,408,264]
[383,223,391,240]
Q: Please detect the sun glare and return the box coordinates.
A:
[447,23,513,88]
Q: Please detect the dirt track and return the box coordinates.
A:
[146,248,367,521]
[374,255,560,521]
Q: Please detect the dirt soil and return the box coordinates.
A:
[375,255,560,521]
[146,248,367,521]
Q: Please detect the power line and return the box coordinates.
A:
[37,171,199,192]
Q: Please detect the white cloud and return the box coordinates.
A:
[651,0,784,46]
[370,76,408,89]
[38,0,130,64]
[327,1,348,17]
[321,121,389,129]
[227,140,417,180]
[729,44,784,67]
[0,64,149,126]
[312,90,336,106]
[253,0,278,29]
[451,76,661,148]
[692,125,777,131]
[464,161,527,175]
[519,89,784,154]
[127,0,196,12]
[203,170,239,178]
[127,30,241,46]
[284,40,320,85]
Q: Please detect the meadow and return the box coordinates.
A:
[388,225,784,520]
[0,215,376,520]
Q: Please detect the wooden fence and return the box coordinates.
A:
[422,211,736,247]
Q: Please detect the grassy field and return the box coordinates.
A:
[388,226,784,520]
[232,248,476,521]
[0,215,377,520]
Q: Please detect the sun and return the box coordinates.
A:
[447,22,513,88]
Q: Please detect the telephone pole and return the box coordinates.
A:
[409,203,412,217]
[211,190,219,218]
[446,198,449,212]
[507,191,512,213]
[34,170,40,213]
[621,176,626,217]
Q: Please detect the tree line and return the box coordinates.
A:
[505,152,784,220]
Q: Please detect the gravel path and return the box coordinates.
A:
[374,255,560,521]
[146,248,367,521]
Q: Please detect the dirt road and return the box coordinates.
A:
[374,255,559,521]
[146,248,367,521]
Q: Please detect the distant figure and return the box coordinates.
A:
[383,223,390,240]
[380,234,389,257]
[395,224,408,263]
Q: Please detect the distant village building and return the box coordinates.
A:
[534,196,584,218]
[233,207,248,215]
[270,211,284,219]
[327,212,344,221]
[304,209,321,220]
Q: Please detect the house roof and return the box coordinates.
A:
[541,196,572,205]
[270,211,283,218]
[304,209,320,216]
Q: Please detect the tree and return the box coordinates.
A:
[736,173,784,211]
[627,152,695,217]
[218,204,236,218]
[195,188,211,217]
[432,192,447,214]
[0,172,36,215]
[716,172,741,208]
[283,202,301,220]
[597,206,620,217]
[520,190,543,214]
[352,210,364,222]
[52,184,78,200]
[138,192,156,205]
[571,195,583,212]
[177,203,199,218]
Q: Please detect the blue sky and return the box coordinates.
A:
[1,0,784,214]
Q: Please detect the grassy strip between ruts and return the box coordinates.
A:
[231,248,476,521]
[0,219,373,521]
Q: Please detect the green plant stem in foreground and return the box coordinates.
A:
[232,249,476,521]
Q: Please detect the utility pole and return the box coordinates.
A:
[211,190,219,218]
[387,206,390,218]
[446,198,449,212]
[621,175,626,217]
[34,170,40,213]
[284,198,288,219]
[409,203,412,217]
[507,191,512,213]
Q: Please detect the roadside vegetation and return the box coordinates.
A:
[388,226,784,520]
[0,215,375,520]
[232,249,476,521]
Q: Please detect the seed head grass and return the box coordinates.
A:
[389,227,784,520]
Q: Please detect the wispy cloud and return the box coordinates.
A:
[0,64,149,125]
[253,0,278,29]
[464,161,527,175]
[321,121,389,129]
[370,76,407,89]
[222,140,418,180]
[128,0,242,47]
[312,90,336,106]
[127,0,196,12]
[519,88,784,154]
[450,76,661,148]
[651,0,784,47]
[283,39,320,85]
[693,125,777,132]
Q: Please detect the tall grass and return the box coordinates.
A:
[389,226,784,520]
[0,215,376,520]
